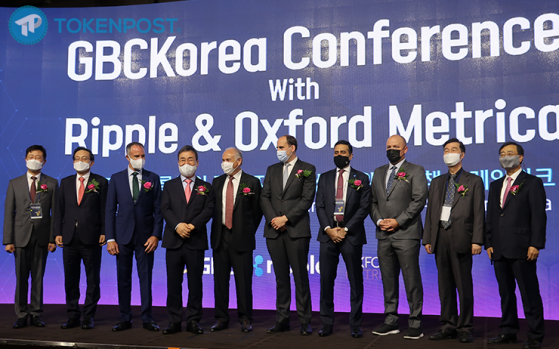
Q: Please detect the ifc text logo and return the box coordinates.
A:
[9,6,48,45]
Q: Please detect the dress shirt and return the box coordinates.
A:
[76,172,91,202]
[284,157,298,178]
[222,169,243,224]
[174,173,197,231]
[335,165,351,203]
[127,167,143,197]
[500,167,522,207]
[377,158,406,226]
[27,171,41,191]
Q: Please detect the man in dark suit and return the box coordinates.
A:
[3,145,58,329]
[485,142,546,349]
[261,135,316,335]
[423,138,484,343]
[105,142,163,332]
[370,135,428,340]
[54,147,108,330]
[210,147,262,333]
[316,140,371,338]
[161,145,214,335]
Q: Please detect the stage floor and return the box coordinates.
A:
[0,304,556,348]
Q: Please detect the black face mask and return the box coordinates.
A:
[386,149,402,163]
[334,155,350,169]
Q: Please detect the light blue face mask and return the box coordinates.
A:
[277,150,289,163]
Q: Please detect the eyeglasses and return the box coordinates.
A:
[74,157,90,161]
[499,152,517,157]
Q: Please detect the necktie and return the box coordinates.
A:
[185,179,192,203]
[30,176,37,203]
[225,176,234,229]
[386,166,396,196]
[283,163,290,190]
[442,173,457,229]
[78,177,85,205]
[132,172,139,202]
[336,169,345,222]
[502,177,513,207]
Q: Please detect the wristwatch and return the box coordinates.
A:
[344,227,348,232]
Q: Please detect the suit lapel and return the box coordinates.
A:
[282,161,301,194]
[387,161,406,198]
[345,169,357,203]
[233,172,246,210]
[502,171,526,210]
[451,171,467,209]
[19,175,33,204]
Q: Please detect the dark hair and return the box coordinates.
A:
[498,142,524,156]
[283,135,298,151]
[443,138,466,153]
[26,145,47,159]
[178,145,198,160]
[334,140,353,154]
[73,147,94,162]
[126,142,144,155]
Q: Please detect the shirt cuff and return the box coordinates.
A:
[324,226,331,232]
[107,239,115,243]
[376,219,383,226]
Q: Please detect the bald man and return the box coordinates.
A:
[370,135,428,340]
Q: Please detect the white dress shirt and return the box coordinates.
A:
[76,172,91,202]
[27,171,41,191]
[378,158,406,226]
[127,167,143,197]
[335,165,351,202]
[283,157,298,178]
[222,169,243,224]
[500,167,522,206]
[181,174,196,192]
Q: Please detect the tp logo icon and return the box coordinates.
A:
[9,6,48,45]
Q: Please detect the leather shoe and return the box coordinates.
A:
[112,321,132,332]
[82,318,94,330]
[300,323,312,335]
[266,322,290,333]
[13,318,27,329]
[458,332,473,343]
[318,324,333,337]
[163,322,181,335]
[61,318,81,329]
[143,321,160,331]
[523,339,542,349]
[186,320,204,334]
[210,319,229,332]
[241,319,252,333]
[31,316,45,327]
[351,326,363,338]
[429,330,457,340]
[488,334,517,344]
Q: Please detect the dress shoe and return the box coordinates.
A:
[210,319,229,332]
[31,316,45,327]
[186,320,204,334]
[82,318,94,330]
[112,321,132,332]
[266,322,290,333]
[143,321,160,331]
[61,318,81,329]
[162,322,181,335]
[523,339,542,349]
[372,324,400,335]
[487,334,517,344]
[351,326,363,338]
[13,318,27,329]
[318,324,333,337]
[300,323,312,335]
[241,319,252,333]
[458,331,473,343]
[429,330,457,340]
[403,327,424,340]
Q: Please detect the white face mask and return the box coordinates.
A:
[443,153,462,167]
[179,164,197,178]
[26,159,43,171]
[129,158,145,170]
[221,161,239,175]
[74,161,90,172]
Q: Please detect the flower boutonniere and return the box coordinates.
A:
[85,178,100,193]
[510,180,525,196]
[141,180,153,192]
[454,183,469,197]
[295,169,312,180]
[37,182,48,193]
[196,185,209,196]
[239,183,255,195]
[348,178,363,191]
[394,168,410,183]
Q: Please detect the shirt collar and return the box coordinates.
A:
[229,169,243,180]
[128,167,142,176]
[181,174,196,182]
[448,168,463,178]
[338,165,351,174]
[78,172,91,182]
[388,158,405,170]
[506,167,522,181]
[27,172,41,181]
[285,157,298,166]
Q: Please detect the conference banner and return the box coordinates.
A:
[0,0,557,319]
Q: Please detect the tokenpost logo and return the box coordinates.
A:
[9,6,48,45]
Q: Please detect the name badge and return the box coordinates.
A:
[30,203,43,219]
[440,205,451,222]
[334,199,345,217]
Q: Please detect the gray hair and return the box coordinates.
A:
[126,142,145,155]
[226,147,243,161]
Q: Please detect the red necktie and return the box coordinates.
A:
[185,179,192,203]
[502,177,513,207]
[225,176,234,229]
[30,176,37,203]
[78,177,85,205]
[336,169,344,222]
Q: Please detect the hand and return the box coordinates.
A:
[326,228,342,243]
[425,244,432,254]
[5,244,15,253]
[486,247,493,260]
[472,244,482,255]
[271,216,288,230]
[107,241,119,255]
[99,235,106,246]
[338,228,347,239]
[527,246,539,261]
[379,219,391,231]
[380,219,399,232]
[48,243,57,253]
[176,223,190,239]
[144,236,159,253]
[55,236,63,248]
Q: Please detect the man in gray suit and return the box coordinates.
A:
[370,135,428,340]
[3,145,58,329]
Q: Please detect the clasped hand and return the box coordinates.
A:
[379,218,399,232]
[176,223,195,239]
[327,227,347,243]
[271,216,288,231]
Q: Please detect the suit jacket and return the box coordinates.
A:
[261,159,316,239]
[485,171,546,260]
[211,172,263,252]
[370,160,428,240]
[54,173,108,245]
[316,167,371,245]
[105,168,163,245]
[161,176,214,250]
[3,173,58,247]
[423,169,485,254]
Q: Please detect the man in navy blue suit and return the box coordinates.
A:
[105,142,163,332]
[315,140,371,338]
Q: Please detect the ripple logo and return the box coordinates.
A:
[253,255,264,277]
[9,6,48,45]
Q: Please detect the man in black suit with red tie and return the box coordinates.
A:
[54,147,108,330]
[161,145,214,335]
[486,142,546,349]
[210,147,262,333]
[315,140,371,338]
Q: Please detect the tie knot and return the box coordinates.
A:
[185,179,192,184]
[79,177,85,183]
[450,173,457,179]
[229,176,234,181]
[31,176,37,180]
[133,171,138,177]
[339,169,345,175]
[507,177,513,183]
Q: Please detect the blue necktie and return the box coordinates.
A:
[386,166,396,196]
